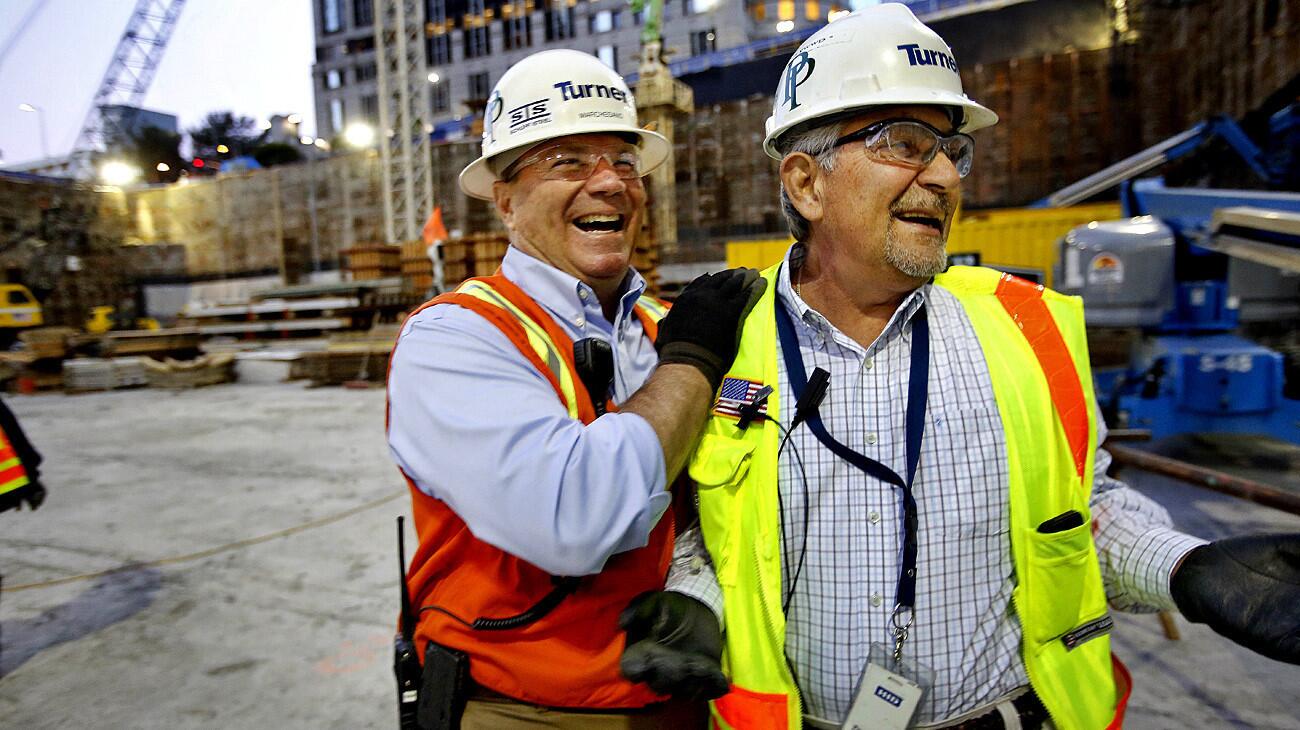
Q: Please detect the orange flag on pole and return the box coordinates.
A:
[421,206,449,245]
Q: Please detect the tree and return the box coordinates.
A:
[252,142,302,168]
[126,125,184,184]
[187,111,262,160]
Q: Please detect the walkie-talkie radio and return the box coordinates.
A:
[394,517,422,729]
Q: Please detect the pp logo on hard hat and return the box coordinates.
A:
[762,3,999,160]
[459,49,671,200]
[782,52,816,111]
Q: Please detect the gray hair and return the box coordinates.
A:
[776,121,843,242]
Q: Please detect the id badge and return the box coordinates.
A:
[842,643,934,730]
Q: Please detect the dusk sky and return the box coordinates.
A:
[0,0,317,166]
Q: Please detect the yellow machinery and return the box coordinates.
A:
[85,306,116,334]
[0,284,44,329]
[725,202,1122,288]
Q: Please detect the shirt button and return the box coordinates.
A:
[870,593,883,607]
[869,511,881,524]
[575,317,586,328]
[579,289,589,300]
[864,357,874,370]
[866,433,877,445]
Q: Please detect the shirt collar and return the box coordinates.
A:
[777,242,930,342]
[500,245,647,325]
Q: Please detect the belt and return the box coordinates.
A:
[941,690,1049,730]
[802,689,1049,730]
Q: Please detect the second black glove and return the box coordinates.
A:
[619,591,729,701]
[1170,533,1300,664]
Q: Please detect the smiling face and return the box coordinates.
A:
[491,133,647,295]
[816,105,962,282]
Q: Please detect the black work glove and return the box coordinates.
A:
[656,268,767,392]
[0,480,46,513]
[1170,533,1300,664]
[619,591,729,701]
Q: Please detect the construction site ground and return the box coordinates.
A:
[1,380,1299,729]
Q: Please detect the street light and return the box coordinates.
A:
[427,72,441,84]
[156,162,170,172]
[100,160,141,186]
[17,102,48,159]
[343,122,375,149]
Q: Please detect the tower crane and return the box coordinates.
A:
[67,0,187,179]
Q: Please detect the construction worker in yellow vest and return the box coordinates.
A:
[618,6,1300,729]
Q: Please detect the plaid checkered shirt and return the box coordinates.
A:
[668,250,1206,725]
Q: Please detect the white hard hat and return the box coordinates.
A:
[459,49,671,200]
[763,3,998,159]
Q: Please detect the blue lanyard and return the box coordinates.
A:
[774,291,930,614]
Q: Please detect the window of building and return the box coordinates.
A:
[316,44,335,62]
[326,69,343,89]
[321,0,344,33]
[778,0,794,20]
[361,94,379,122]
[804,0,819,20]
[330,98,345,135]
[346,36,376,54]
[431,82,450,113]
[464,25,492,58]
[589,9,619,33]
[355,63,377,82]
[544,5,575,41]
[427,33,453,65]
[748,0,765,21]
[354,0,374,26]
[425,0,448,24]
[690,29,716,56]
[502,15,532,50]
[683,0,710,15]
[596,44,617,72]
[467,71,491,101]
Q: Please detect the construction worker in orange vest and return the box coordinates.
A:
[387,49,758,728]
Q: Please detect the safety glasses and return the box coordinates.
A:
[504,144,642,182]
[833,119,975,178]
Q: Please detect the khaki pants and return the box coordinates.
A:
[461,695,709,729]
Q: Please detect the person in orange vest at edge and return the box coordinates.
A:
[386,49,762,728]
[0,396,45,515]
[621,6,1300,730]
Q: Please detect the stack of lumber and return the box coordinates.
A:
[93,328,204,358]
[401,240,434,296]
[63,357,151,392]
[18,327,76,359]
[141,353,237,388]
[289,325,400,386]
[343,244,401,281]
[179,298,360,337]
[438,233,509,287]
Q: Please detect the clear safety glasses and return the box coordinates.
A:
[505,144,643,182]
[833,119,976,178]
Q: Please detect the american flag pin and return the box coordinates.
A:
[713,377,769,420]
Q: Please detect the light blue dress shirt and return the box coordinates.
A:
[387,246,672,577]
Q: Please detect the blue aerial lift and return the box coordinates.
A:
[1046,106,1300,444]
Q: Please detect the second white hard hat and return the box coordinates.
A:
[763,3,998,159]
[459,49,671,200]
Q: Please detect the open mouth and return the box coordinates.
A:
[573,214,626,234]
[894,212,944,234]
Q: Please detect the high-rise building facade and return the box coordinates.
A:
[310,0,840,142]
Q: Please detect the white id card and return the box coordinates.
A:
[842,643,933,730]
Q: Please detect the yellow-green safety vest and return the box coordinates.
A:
[688,264,1123,730]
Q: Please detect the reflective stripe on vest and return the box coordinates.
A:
[0,430,29,496]
[691,264,1122,730]
[388,274,674,709]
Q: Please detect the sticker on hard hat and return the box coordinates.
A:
[554,80,629,103]
[897,44,958,73]
[486,92,505,143]
[782,52,816,110]
[577,111,623,119]
[509,99,551,132]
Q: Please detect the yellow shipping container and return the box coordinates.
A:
[725,203,1122,288]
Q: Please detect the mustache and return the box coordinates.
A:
[890,189,952,218]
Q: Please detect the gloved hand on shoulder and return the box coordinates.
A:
[1170,533,1300,664]
[619,591,730,701]
[656,268,766,392]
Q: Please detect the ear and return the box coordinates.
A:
[492,180,515,229]
[780,152,825,224]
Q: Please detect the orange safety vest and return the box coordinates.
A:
[388,273,674,709]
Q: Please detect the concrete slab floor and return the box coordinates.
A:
[0,382,1297,729]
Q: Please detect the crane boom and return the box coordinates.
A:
[68,0,187,179]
